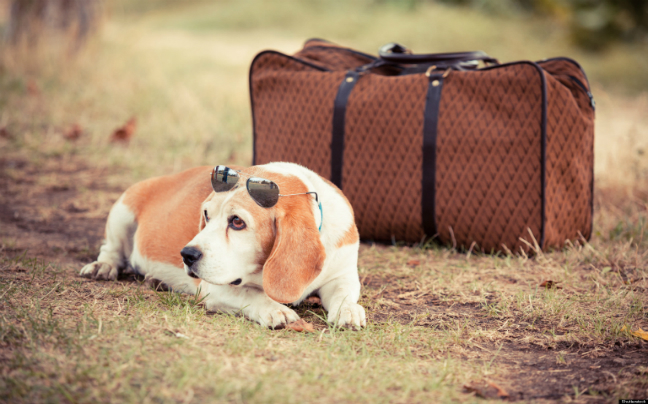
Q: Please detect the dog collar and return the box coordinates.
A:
[318,201,323,232]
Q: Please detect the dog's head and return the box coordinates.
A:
[181,166,326,303]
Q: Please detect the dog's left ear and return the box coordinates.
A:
[263,199,326,303]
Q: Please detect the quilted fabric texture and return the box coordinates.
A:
[250,43,595,252]
[540,60,594,249]
[295,41,374,71]
[435,64,544,252]
[251,52,345,179]
[343,74,429,241]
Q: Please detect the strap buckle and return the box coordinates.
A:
[379,42,412,55]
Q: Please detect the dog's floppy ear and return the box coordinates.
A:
[263,198,325,303]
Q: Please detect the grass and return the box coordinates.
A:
[1,0,648,402]
[1,254,471,403]
[0,218,647,402]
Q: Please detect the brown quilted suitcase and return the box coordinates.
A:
[250,39,595,252]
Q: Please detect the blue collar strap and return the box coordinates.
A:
[318,201,323,232]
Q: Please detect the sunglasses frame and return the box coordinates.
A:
[211,166,319,208]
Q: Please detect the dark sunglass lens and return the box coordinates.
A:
[211,165,239,192]
[246,178,279,208]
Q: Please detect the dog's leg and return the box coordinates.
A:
[200,283,300,328]
[318,271,366,329]
[80,197,136,281]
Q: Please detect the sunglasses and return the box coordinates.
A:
[211,166,319,208]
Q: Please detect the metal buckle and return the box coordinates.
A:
[379,42,412,55]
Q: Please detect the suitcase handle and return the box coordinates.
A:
[378,43,498,65]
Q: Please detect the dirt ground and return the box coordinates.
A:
[365,280,647,400]
[1,153,647,402]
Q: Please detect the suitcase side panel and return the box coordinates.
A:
[542,69,595,249]
[435,63,544,252]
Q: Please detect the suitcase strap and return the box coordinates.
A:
[421,72,446,239]
[331,68,447,239]
[331,71,360,189]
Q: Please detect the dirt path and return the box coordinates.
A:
[0,154,123,266]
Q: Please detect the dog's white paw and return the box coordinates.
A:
[330,303,366,329]
[80,261,118,281]
[252,303,300,329]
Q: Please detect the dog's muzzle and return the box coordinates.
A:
[180,246,202,278]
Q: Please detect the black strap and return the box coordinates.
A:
[422,73,445,238]
[331,71,360,189]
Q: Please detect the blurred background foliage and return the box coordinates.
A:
[435,0,648,50]
[5,0,648,50]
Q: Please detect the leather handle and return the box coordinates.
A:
[378,43,497,65]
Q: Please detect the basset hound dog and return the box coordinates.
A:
[80,162,366,329]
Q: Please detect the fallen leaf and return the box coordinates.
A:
[164,329,189,339]
[27,80,40,96]
[622,325,648,341]
[304,296,322,305]
[406,259,420,267]
[284,319,315,333]
[540,280,562,289]
[64,123,83,141]
[488,381,509,398]
[0,127,11,139]
[463,380,509,400]
[110,117,137,143]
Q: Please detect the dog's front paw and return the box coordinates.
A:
[79,261,118,281]
[252,302,300,329]
[330,303,366,329]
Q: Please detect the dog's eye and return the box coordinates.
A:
[204,210,210,223]
[228,215,246,231]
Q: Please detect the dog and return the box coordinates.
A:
[80,162,366,329]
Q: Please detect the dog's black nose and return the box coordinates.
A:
[180,246,202,267]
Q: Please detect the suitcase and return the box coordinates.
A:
[249,39,595,252]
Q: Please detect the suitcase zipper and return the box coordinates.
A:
[539,57,595,110]
[542,57,592,88]
[567,75,596,110]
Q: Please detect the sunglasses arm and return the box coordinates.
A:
[279,191,319,203]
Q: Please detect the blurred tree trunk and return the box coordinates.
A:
[5,0,101,49]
